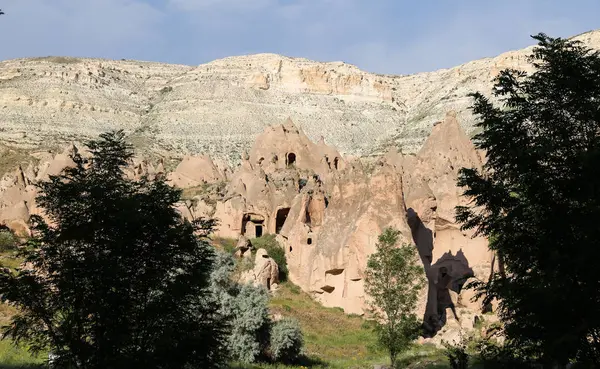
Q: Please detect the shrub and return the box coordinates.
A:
[270,318,304,363]
[226,284,271,363]
[210,250,237,296]
[0,230,18,252]
[213,236,237,254]
[210,251,305,365]
[475,338,532,369]
[209,252,271,363]
[443,340,469,369]
[251,235,288,281]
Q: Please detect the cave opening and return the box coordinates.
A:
[255,224,263,238]
[304,206,312,225]
[287,152,296,167]
[242,213,266,238]
[275,208,290,234]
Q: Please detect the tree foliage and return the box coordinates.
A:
[0,131,228,369]
[456,33,600,366]
[225,284,271,364]
[443,339,469,369]
[270,318,304,363]
[210,250,271,364]
[364,227,425,368]
[0,229,18,252]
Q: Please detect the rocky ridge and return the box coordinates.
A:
[1,31,598,162]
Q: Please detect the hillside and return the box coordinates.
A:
[0,30,598,162]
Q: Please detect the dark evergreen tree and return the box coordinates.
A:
[0,131,228,368]
[456,34,600,367]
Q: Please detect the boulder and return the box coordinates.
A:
[242,248,280,291]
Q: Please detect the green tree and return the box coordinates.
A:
[364,227,425,368]
[456,33,600,367]
[0,131,228,369]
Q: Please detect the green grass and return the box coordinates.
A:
[213,236,238,254]
[267,282,450,369]
[0,248,24,272]
[0,340,45,368]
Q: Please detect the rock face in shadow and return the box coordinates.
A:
[404,112,493,332]
[0,114,494,342]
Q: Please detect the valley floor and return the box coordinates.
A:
[0,251,455,369]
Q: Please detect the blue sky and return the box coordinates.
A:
[0,0,598,75]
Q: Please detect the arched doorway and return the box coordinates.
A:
[287,153,296,167]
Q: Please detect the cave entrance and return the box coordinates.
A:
[255,224,263,238]
[287,153,296,167]
[275,208,290,234]
[242,213,266,238]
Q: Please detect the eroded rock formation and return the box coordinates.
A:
[0,114,494,341]
[241,248,281,291]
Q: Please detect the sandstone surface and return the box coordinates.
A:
[1,31,598,163]
[0,114,494,342]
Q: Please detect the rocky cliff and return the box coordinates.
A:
[1,31,599,164]
[0,114,498,343]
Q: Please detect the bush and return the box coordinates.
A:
[213,236,237,254]
[251,235,288,281]
[210,251,306,365]
[270,318,304,363]
[209,253,271,363]
[443,340,469,369]
[0,230,18,252]
[210,250,237,296]
[226,284,271,363]
[475,338,532,369]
